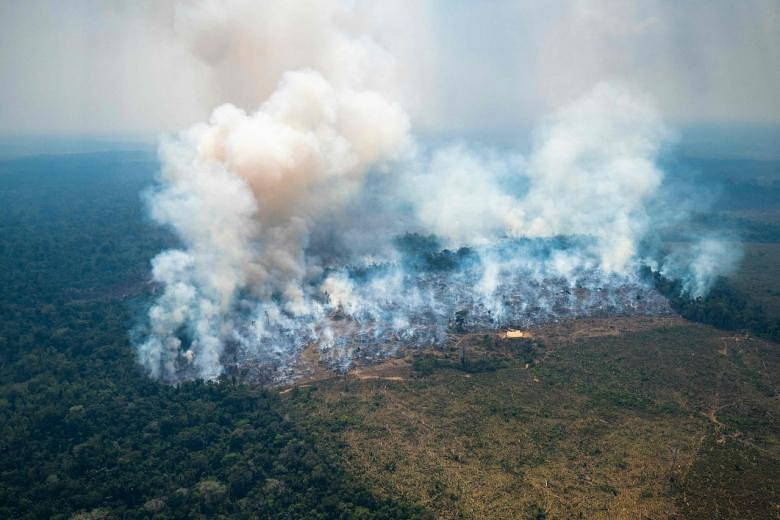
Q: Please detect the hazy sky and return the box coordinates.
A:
[1,0,779,136]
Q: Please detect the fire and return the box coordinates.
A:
[501,329,532,339]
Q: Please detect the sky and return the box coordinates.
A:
[0,0,779,137]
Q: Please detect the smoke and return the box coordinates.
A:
[173,0,400,111]
[660,238,743,298]
[136,0,740,382]
[402,83,666,273]
[140,67,410,379]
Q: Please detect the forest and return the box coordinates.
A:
[644,268,780,342]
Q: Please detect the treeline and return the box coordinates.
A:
[393,233,478,272]
[642,267,780,342]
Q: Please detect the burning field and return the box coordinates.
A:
[223,258,675,385]
[132,0,739,384]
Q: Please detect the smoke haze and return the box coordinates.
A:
[2,1,779,135]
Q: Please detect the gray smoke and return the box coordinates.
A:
[136,0,739,382]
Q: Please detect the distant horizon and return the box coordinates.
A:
[1,120,778,161]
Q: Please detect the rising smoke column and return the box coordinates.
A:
[137,0,740,381]
[140,72,410,379]
[401,83,667,275]
[138,0,411,380]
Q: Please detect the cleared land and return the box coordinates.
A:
[284,318,779,519]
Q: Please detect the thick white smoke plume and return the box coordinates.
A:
[137,0,739,382]
[402,83,665,272]
[140,68,409,379]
